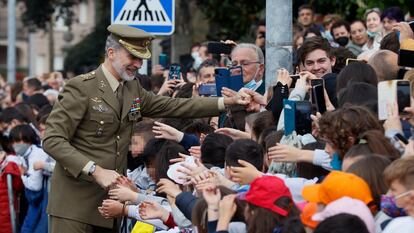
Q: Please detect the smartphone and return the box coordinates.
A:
[207,42,233,55]
[159,53,167,68]
[312,84,327,114]
[310,79,324,87]
[198,83,217,96]
[397,80,411,116]
[289,74,300,88]
[394,133,409,145]
[215,67,243,96]
[310,79,324,102]
[295,101,312,135]
[283,99,296,136]
[168,64,181,80]
[378,80,411,120]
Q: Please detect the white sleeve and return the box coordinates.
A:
[313,149,332,171]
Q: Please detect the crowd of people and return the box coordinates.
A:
[1,3,414,233]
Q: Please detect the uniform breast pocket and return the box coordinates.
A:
[90,113,115,137]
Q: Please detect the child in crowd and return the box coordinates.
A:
[9,124,48,233]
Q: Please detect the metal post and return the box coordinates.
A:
[265,0,292,88]
[28,32,36,77]
[7,0,16,83]
[7,174,17,233]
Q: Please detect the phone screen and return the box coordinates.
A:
[295,101,312,135]
[397,81,411,114]
[313,84,327,114]
[168,64,181,80]
[198,83,217,96]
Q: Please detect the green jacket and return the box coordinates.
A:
[43,65,220,228]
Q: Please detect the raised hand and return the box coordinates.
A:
[215,127,251,140]
[153,121,184,142]
[108,185,138,202]
[156,178,182,199]
[189,146,201,159]
[267,143,302,162]
[202,184,221,207]
[98,199,124,219]
[139,201,170,221]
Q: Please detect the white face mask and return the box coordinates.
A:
[13,143,31,156]
[192,52,203,70]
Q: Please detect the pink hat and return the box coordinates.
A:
[312,197,375,233]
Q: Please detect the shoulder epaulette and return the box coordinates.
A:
[81,71,96,81]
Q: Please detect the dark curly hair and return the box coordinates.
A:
[318,105,382,159]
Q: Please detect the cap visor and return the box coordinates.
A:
[302,184,322,203]
[129,49,151,59]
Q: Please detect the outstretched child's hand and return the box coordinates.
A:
[98,199,124,219]
[139,201,170,222]
[116,176,139,192]
[108,185,138,203]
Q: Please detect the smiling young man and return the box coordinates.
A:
[300,36,336,79]
[299,36,338,106]
[43,24,248,233]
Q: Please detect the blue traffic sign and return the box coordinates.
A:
[111,0,175,35]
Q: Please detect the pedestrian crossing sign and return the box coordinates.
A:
[111,0,175,35]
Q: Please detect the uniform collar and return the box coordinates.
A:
[102,63,121,93]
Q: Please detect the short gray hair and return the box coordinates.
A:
[105,34,122,57]
[231,43,264,64]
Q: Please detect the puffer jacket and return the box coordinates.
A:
[0,157,24,233]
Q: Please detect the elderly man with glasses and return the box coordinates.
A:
[230,43,266,95]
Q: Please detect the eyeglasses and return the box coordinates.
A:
[230,60,261,67]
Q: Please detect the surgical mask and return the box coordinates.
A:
[13,143,31,156]
[367,31,377,38]
[244,67,260,90]
[244,79,257,90]
[330,152,342,170]
[380,195,407,217]
[335,36,349,47]
[323,30,334,42]
[192,52,203,70]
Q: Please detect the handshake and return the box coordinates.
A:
[223,87,266,112]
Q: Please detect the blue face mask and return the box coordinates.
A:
[367,30,377,38]
[380,195,407,217]
[330,152,342,170]
[244,79,257,90]
[244,67,259,90]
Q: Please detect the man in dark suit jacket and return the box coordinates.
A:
[43,24,247,233]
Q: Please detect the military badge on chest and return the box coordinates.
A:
[128,97,142,121]
[90,97,109,113]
